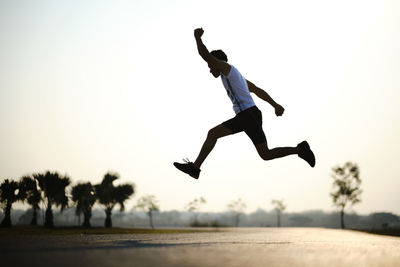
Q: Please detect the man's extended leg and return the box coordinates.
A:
[193,124,233,169]
[173,124,233,179]
[255,142,298,160]
[255,141,315,167]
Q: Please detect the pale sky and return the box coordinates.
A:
[1,0,399,214]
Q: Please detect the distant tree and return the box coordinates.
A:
[71,182,96,227]
[0,179,21,227]
[95,172,134,228]
[34,171,71,228]
[271,199,286,227]
[227,198,247,227]
[19,176,41,225]
[136,195,160,229]
[185,197,206,226]
[330,162,362,229]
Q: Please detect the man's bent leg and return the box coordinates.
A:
[194,124,233,168]
[255,142,299,161]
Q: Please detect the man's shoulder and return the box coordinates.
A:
[222,64,235,78]
[228,65,247,79]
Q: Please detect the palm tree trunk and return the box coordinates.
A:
[340,208,345,229]
[45,202,54,228]
[0,202,12,228]
[277,211,281,227]
[235,213,240,227]
[30,206,38,226]
[105,208,112,228]
[193,213,198,227]
[83,209,91,228]
[149,211,154,229]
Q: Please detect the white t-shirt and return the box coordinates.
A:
[221,65,256,114]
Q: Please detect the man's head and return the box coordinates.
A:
[209,50,228,78]
[210,50,228,62]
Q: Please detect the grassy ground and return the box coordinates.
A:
[0,225,220,236]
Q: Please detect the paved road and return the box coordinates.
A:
[1,228,400,267]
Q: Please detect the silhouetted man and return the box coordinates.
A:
[174,28,315,179]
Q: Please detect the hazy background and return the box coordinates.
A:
[1,0,399,214]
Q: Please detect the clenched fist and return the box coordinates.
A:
[194,28,204,39]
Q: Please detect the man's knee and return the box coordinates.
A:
[207,127,220,140]
[256,144,273,160]
[207,125,227,140]
[260,151,274,161]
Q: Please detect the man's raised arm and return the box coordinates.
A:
[194,28,212,62]
[194,28,230,76]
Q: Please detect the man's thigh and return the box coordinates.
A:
[221,116,244,136]
[245,125,267,146]
[210,123,235,139]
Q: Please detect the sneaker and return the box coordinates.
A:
[173,158,201,179]
[297,141,315,167]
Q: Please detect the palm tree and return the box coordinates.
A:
[136,195,160,229]
[19,176,41,225]
[71,182,96,227]
[95,172,134,228]
[0,179,22,227]
[34,171,70,228]
[227,198,247,227]
[185,197,206,226]
[271,199,286,227]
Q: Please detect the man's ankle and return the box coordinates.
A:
[193,161,201,169]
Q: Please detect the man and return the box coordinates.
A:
[174,28,315,179]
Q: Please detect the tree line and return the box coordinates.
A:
[0,171,134,228]
[185,161,364,229]
[1,161,364,229]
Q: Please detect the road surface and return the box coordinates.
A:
[1,228,400,267]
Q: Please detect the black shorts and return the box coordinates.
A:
[222,106,267,145]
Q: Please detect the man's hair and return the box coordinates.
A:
[210,50,228,62]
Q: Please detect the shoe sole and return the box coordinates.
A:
[173,163,199,179]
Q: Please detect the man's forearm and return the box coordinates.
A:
[254,88,278,108]
[195,37,210,61]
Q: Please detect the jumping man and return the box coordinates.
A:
[174,28,315,179]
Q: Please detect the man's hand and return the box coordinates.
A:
[194,28,204,39]
[274,104,285,116]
